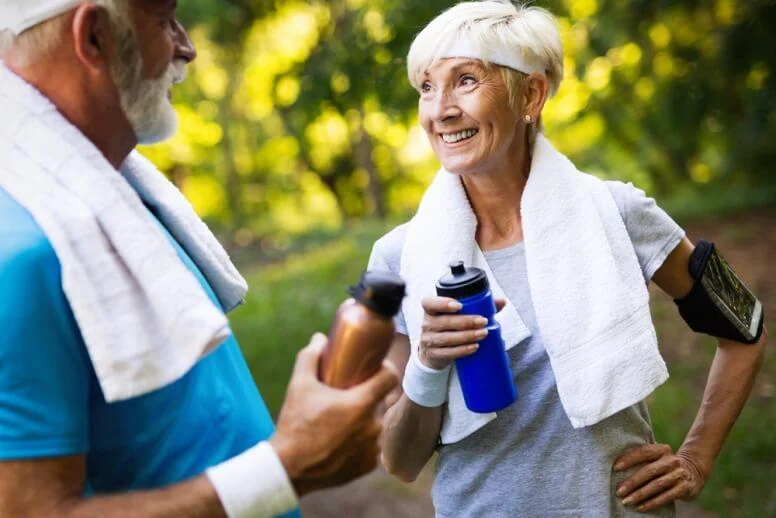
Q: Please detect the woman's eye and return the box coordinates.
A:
[421,82,432,93]
[460,75,477,87]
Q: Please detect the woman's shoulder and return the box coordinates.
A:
[369,221,411,274]
[574,172,652,220]
[601,180,685,281]
[602,180,655,222]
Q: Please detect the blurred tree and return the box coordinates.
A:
[142,0,776,240]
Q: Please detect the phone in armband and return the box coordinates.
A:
[679,240,764,344]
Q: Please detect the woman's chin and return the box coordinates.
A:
[440,159,479,176]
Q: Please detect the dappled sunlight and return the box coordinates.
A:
[134,0,775,246]
[306,109,351,170]
[564,0,598,21]
[181,175,228,218]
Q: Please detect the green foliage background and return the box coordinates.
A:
[142,0,776,247]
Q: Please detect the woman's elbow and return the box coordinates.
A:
[754,325,768,364]
[738,324,768,374]
[381,451,422,483]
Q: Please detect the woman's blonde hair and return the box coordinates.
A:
[407,0,564,107]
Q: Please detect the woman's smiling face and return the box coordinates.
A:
[418,58,523,176]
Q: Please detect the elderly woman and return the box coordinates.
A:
[368,1,767,517]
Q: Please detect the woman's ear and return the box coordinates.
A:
[71,3,114,75]
[523,73,550,121]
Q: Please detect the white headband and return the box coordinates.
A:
[0,0,82,36]
[437,39,545,75]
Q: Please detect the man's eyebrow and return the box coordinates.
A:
[146,0,175,14]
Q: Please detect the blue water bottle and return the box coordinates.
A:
[436,261,517,413]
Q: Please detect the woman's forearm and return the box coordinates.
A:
[678,330,767,478]
[381,393,443,483]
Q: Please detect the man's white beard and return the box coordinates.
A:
[109,32,187,145]
[126,61,186,145]
[120,61,186,145]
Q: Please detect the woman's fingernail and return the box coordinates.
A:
[622,497,634,506]
[448,301,462,310]
[614,462,624,471]
[476,328,489,338]
[474,316,488,326]
[637,506,647,512]
[615,487,625,497]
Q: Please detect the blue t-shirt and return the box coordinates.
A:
[0,187,298,516]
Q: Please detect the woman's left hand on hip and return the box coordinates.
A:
[613,444,706,512]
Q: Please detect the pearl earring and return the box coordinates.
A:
[524,114,533,124]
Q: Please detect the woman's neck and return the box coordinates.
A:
[462,143,531,251]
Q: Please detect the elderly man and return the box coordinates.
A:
[0,1,397,517]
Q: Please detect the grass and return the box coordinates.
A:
[230,205,775,517]
[229,222,389,415]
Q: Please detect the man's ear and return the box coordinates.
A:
[71,4,114,74]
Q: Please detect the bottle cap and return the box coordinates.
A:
[349,271,406,318]
[436,261,489,300]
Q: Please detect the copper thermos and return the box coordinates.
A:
[319,271,406,389]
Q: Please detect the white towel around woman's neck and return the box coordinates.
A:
[400,134,668,444]
[0,63,248,403]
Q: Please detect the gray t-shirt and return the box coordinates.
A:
[368,181,685,518]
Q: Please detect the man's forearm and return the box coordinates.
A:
[382,393,443,482]
[59,476,226,518]
[679,333,767,477]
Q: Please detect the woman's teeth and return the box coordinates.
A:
[442,129,478,143]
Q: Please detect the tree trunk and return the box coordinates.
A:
[354,129,387,220]
[219,61,245,233]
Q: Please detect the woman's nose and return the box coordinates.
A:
[430,91,462,122]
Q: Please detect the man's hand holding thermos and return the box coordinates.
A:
[269,271,405,496]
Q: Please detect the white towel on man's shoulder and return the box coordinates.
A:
[0,63,248,403]
[400,134,668,443]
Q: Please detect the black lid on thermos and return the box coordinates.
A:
[348,271,406,318]
[436,261,489,299]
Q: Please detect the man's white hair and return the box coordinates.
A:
[0,16,67,63]
[0,0,130,67]
[407,0,564,97]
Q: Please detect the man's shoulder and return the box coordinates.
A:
[0,188,60,276]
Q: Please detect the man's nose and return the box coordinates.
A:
[173,19,197,63]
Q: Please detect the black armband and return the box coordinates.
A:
[674,240,764,344]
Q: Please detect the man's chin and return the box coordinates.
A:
[135,114,179,146]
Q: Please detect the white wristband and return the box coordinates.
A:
[402,353,451,407]
[206,441,298,518]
